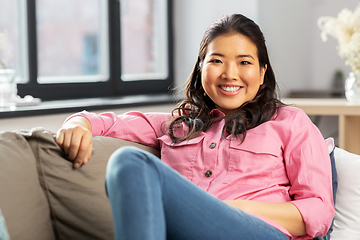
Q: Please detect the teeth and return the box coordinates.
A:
[220,86,241,92]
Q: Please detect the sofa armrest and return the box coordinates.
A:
[0,130,56,240]
[24,127,159,240]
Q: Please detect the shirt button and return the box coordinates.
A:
[205,170,212,177]
[209,142,216,149]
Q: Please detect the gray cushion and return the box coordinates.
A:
[0,131,56,240]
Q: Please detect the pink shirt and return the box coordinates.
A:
[67,106,335,239]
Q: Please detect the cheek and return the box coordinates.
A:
[201,67,217,85]
[244,70,262,87]
[201,68,211,90]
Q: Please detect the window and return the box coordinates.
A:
[36,0,109,83]
[120,0,169,81]
[4,0,173,101]
[0,0,20,72]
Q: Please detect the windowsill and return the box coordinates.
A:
[0,93,177,119]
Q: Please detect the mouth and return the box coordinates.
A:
[220,86,242,92]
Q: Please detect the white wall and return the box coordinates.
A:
[258,0,358,96]
[256,0,358,144]
[258,0,313,97]
[174,0,359,97]
[310,0,359,90]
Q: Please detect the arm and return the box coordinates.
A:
[56,111,171,168]
[282,108,335,238]
[224,200,306,237]
[56,116,93,168]
[224,109,333,239]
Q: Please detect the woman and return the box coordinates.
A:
[57,14,335,239]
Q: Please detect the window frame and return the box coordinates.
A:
[17,0,174,101]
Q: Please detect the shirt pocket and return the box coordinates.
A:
[158,133,205,180]
[223,133,283,186]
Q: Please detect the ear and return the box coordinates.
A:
[260,64,267,85]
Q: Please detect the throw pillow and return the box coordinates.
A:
[0,131,56,240]
[331,147,360,239]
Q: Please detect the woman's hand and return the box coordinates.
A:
[56,116,93,168]
[224,200,306,237]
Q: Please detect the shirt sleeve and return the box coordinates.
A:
[64,110,172,150]
[283,109,335,239]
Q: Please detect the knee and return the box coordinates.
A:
[106,146,155,182]
[107,146,139,173]
[105,147,139,189]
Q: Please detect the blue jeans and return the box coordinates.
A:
[105,146,289,240]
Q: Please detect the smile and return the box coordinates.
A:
[220,86,241,92]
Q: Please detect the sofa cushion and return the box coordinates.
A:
[25,128,160,240]
[331,147,360,240]
[0,131,56,240]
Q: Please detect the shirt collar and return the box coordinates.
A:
[210,108,226,118]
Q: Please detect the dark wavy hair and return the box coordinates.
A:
[168,14,284,142]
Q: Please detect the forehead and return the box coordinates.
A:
[206,33,258,57]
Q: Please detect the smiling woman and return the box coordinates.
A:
[201,33,267,115]
[170,14,280,142]
[56,13,335,240]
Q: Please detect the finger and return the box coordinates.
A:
[73,160,82,169]
[73,146,91,168]
[61,129,75,157]
[82,142,93,165]
[74,133,93,166]
[67,130,84,161]
[56,129,65,147]
[73,150,90,168]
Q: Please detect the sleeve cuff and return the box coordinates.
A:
[64,111,104,136]
[291,198,334,239]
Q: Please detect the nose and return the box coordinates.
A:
[222,62,239,80]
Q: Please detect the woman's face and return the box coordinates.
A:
[201,33,267,115]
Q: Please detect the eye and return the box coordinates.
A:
[240,61,251,65]
[210,59,222,63]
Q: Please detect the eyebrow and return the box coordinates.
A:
[209,52,255,60]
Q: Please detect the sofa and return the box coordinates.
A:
[0,128,359,240]
[0,128,160,240]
